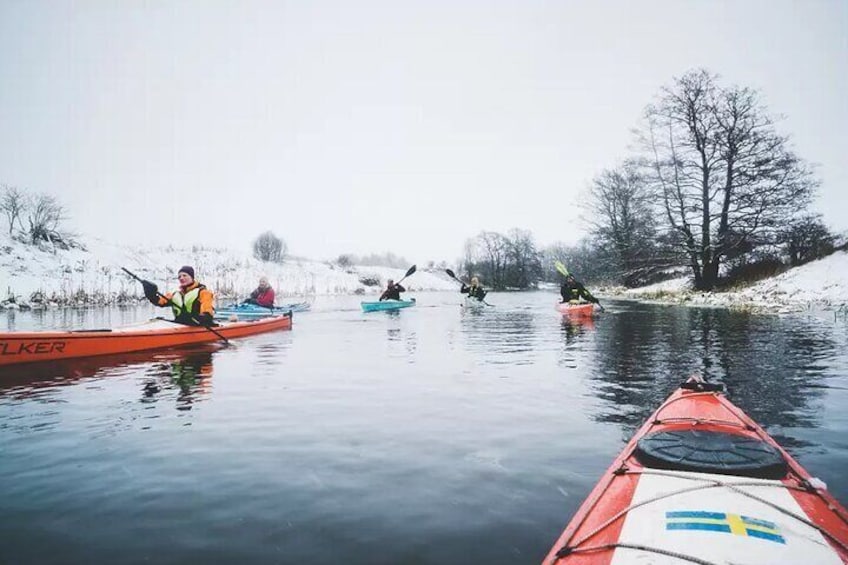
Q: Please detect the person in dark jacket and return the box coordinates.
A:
[560,274,599,305]
[142,265,216,326]
[379,279,406,301]
[460,276,487,301]
[244,276,275,307]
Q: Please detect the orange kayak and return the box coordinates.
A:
[0,315,292,367]
[542,376,848,564]
[556,302,595,317]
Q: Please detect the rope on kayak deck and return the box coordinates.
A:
[556,542,719,565]
[554,468,848,560]
[651,416,754,431]
[639,469,848,552]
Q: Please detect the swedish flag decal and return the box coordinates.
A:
[666,511,785,544]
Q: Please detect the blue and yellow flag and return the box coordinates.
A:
[666,511,785,544]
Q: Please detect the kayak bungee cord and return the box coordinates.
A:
[554,470,848,560]
[558,542,719,565]
[637,469,848,542]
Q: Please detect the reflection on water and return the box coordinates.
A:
[141,350,214,412]
[1,294,847,565]
[560,315,595,344]
[0,345,222,414]
[587,304,839,444]
[4,304,154,332]
[461,308,539,365]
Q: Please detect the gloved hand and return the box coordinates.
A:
[196,313,214,327]
[142,280,159,302]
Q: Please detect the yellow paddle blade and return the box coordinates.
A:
[554,261,570,277]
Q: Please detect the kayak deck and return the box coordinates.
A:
[543,377,848,564]
[361,298,416,312]
[556,301,595,316]
[214,301,310,320]
[0,315,292,367]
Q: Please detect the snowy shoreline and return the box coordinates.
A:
[598,250,848,314]
[0,232,457,310]
[3,232,847,314]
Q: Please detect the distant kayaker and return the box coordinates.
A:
[244,276,275,307]
[560,274,599,305]
[142,265,216,326]
[379,279,406,301]
[461,276,487,301]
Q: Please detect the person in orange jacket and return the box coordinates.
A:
[142,265,216,326]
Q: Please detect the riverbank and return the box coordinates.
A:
[600,250,848,314]
[0,232,456,310]
[5,230,847,314]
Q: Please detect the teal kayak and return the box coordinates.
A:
[361,298,416,312]
[214,301,311,320]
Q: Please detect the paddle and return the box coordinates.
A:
[395,264,417,286]
[379,264,417,301]
[121,267,230,345]
[444,269,493,306]
[554,261,605,312]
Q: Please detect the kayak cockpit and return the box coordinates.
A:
[635,429,789,479]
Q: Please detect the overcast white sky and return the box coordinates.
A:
[1,0,845,263]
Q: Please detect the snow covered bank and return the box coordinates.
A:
[0,232,457,309]
[601,250,848,313]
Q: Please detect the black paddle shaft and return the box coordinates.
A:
[121,267,230,345]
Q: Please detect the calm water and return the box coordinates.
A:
[2,291,847,564]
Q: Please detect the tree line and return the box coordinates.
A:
[581,68,840,290]
[460,69,842,291]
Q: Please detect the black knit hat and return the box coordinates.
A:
[178,265,195,279]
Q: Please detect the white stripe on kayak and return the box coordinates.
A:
[609,470,842,565]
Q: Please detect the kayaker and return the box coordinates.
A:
[379,279,406,301]
[142,265,216,326]
[460,276,487,301]
[244,276,275,307]
[560,274,599,305]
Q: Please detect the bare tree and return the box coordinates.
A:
[542,239,609,284]
[505,228,542,288]
[1,185,26,236]
[640,69,816,289]
[777,214,835,266]
[252,231,287,263]
[585,161,672,286]
[26,193,67,246]
[463,231,509,288]
[336,254,353,269]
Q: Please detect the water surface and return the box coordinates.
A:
[2,292,847,564]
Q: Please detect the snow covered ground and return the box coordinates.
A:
[602,250,848,313]
[0,232,456,309]
[3,230,847,313]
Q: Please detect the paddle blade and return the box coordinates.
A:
[405,265,417,278]
[445,268,456,279]
[554,261,570,277]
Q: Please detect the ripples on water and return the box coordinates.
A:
[1,292,847,564]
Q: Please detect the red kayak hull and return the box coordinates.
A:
[542,376,848,564]
[0,315,292,367]
[556,302,595,317]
